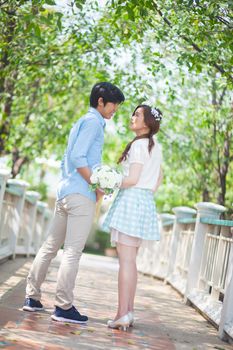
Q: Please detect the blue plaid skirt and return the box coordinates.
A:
[102,188,160,241]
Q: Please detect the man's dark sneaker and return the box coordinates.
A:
[23,298,44,312]
[51,305,88,324]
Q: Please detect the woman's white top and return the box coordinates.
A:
[121,138,162,190]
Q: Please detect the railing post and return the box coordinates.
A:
[160,213,176,226]
[16,190,40,257]
[185,202,226,299]
[137,213,176,278]
[157,213,175,278]
[219,224,233,340]
[166,207,196,280]
[5,179,29,259]
[0,169,10,216]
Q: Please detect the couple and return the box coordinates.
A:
[23,82,163,330]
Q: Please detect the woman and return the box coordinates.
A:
[102,104,163,330]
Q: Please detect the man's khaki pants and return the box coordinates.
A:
[26,193,96,309]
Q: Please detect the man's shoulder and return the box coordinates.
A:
[80,110,102,126]
[71,114,98,130]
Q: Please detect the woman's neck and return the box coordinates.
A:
[134,132,150,138]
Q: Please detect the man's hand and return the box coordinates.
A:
[77,167,92,184]
[96,188,105,202]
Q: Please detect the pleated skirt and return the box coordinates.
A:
[102,188,160,241]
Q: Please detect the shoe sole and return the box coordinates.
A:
[108,323,129,331]
[51,315,87,324]
[23,306,44,312]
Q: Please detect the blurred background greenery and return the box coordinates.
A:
[1,0,232,246]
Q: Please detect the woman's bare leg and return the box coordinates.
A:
[115,243,138,320]
[128,246,139,312]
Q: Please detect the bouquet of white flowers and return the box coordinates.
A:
[90,165,122,194]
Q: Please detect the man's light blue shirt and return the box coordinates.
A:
[57,107,106,202]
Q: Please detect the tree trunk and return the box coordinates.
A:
[0,4,17,154]
[217,136,230,206]
[11,148,28,178]
[211,79,231,207]
[202,188,210,202]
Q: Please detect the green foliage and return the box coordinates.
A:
[0,0,232,214]
[29,182,48,201]
[105,0,233,85]
[0,0,110,163]
[93,0,233,211]
[92,229,111,254]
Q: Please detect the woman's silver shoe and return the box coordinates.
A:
[128,311,134,327]
[107,314,130,331]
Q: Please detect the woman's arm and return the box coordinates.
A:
[120,163,143,189]
[153,167,163,192]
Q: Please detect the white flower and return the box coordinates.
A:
[90,172,98,184]
[90,165,123,194]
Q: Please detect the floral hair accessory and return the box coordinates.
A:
[151,108,162,121]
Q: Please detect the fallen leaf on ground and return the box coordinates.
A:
[87,328,95,332]
[70,331,82,335]
[6,338,18,343]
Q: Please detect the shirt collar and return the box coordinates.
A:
[88,107,106,128]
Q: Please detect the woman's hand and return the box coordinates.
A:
[120,163,143,188]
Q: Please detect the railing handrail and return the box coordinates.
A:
[177,218,196,224]
[162,220,175,226]
[5,187,24,197]
[200,217,233,227]
[25,191,40,205]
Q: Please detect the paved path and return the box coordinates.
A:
[0,252,232,350]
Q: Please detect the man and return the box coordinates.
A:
[23,82,125,324]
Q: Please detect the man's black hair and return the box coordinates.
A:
[90,82,125,107]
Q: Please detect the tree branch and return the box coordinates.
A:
[0,0,9,6]
[218,86,227,106]
[152,1,233,82]
[0,7,16,15]
[196,4,233,29]
[216,15,233,29]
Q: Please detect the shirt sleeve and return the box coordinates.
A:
[70,118,101,168]
[129,141,148,165]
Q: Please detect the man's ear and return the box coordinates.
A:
[97,97,104,106]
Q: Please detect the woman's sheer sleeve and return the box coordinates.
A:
[129,141,148,164]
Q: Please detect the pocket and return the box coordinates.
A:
[65,194,95,216]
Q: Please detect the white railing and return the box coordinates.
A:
[137,202,233,343]
[0,178,28,259]
[153,213,175,278]
[137,213,175,279]
[0,169,10,215]
[0,169,52,260]
[166,207,196,294]
[16,191,40,256]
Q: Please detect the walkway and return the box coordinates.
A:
[0,252,232,350]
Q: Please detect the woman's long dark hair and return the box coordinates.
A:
[117,105,162,164]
